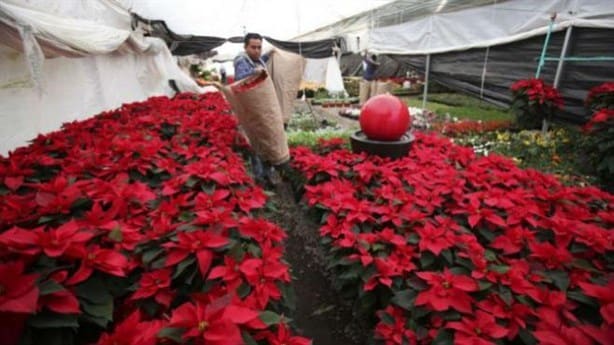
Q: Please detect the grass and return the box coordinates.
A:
[402,93,513,122]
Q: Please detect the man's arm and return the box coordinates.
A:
[234,57,253,81]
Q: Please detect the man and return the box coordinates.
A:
[234,33,274,81]
[233,33,287,187]
[359,50,380,104]
[362,50,379,83]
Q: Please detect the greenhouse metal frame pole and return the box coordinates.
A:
[553,26,573,88]
[422,54,431,110]
[480,46,491,99]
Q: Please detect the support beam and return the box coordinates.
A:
[553,26,573,88]
[422,54,431,110]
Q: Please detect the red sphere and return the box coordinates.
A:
[359,95,411,141]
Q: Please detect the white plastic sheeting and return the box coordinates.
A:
[301,57,347,94]
[325,56,346,94]
[0,0,204,155]
[297,0,614,54]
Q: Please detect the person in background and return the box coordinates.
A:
[219,65,227,84]
[362,50,380,83]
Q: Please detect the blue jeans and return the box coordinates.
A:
[250,154,271,183]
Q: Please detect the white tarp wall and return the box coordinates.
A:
[0,0,203,155]
[302,57,346,94]
[296,0,614,54]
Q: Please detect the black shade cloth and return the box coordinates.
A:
[132,13,227,56]
[264,36,343,59]
[132,13,344,59]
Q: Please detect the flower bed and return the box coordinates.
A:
[291,134,613,345]
[0,93,309,345]
[432,120,512,137]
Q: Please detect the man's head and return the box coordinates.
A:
[244,33,263,61]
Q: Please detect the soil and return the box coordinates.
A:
[266,180,369,345]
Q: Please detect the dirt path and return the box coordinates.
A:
[266,181,368,345]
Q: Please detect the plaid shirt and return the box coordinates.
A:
[233,52,270,81]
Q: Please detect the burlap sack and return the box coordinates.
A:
[214,70,289,165]
[359,80,372,104]
[375,81,392,95]
[267,50,306,124]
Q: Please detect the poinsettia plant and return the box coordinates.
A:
[583,108,614,191]
[510,78,563,130]
[585,82,614,112]
[433,120,512,137]
[0,93,310,345]
[292,133,613,345]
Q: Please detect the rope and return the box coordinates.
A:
[535,15,555,78]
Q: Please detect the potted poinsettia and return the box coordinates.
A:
[583,83,614,191]
[510,78,563,132]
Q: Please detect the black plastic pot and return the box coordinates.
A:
[350,131,414,159]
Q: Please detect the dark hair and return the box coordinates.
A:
[371,54,377,61]
[244,33,262,46]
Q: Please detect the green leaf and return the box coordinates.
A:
[484,249,497,262]
[379,310,395,324]
[449,267,470,276]
[518,327,537,345]
[157,327,184,343]
[142,248,165,266]
[108,228,123,242]
[441,249,454,265]
[567,290,599,307]
[456,257,475,270]
[178,211,194,222]
[75,276,112,305]
[259,311,282,326]
[499,285,513,306]
[419,252,436,269]
[280,283,296,311]
[412,306,430,319]
[432,329,454,345]
[545,270,570,291]
[81,299,113,328]
[406,276,428,291]
[488,265,510,274]
[478,228,496,242]
[172,256,196,279]
[186,176,199,188]
[441,309,462,321]
[390,289,416,311]
[39,280,65,296]
[242,331,259,345]
[478,281,493,291]
[407,233,419,244]
[38,216,56,224]
[28,312,79,329]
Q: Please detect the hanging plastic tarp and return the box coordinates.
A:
[0,0,205,155]
[325,56,346,94]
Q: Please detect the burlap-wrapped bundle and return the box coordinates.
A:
[215,70,289,165]
[359,80,372,104]
[267,50,306,125]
